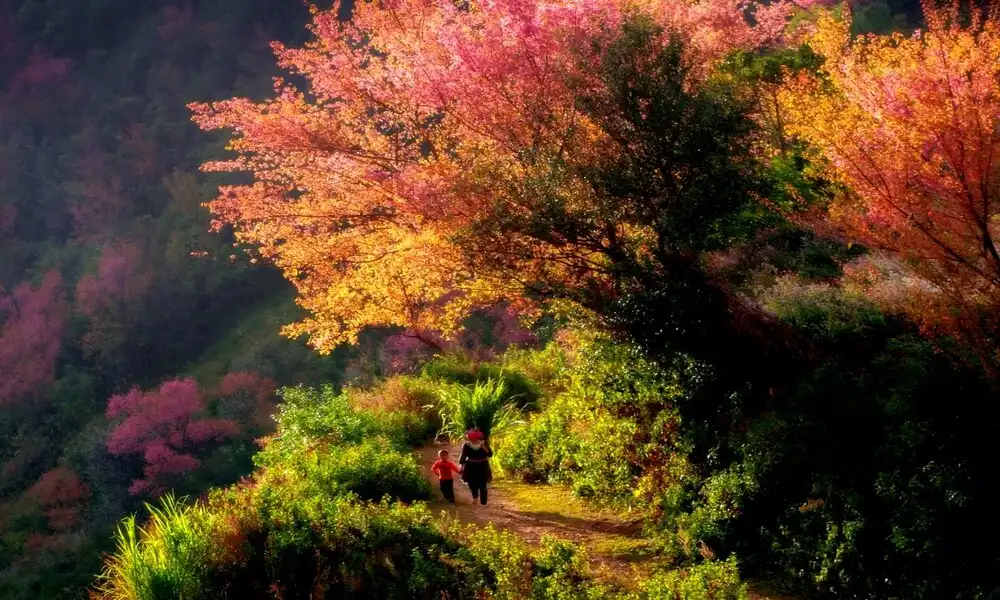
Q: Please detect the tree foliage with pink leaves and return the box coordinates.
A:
[64,127,131,241]
[0,271,66,407]
[105,378,237,495]
[26,467,90,531]
[76,242,153,369]
[215,371,277,431]
[376,305,537,376]
[190,0,797,352]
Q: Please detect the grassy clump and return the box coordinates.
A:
[422,354,540,408]
[437,377,524,441]
[96,495,225,600]
[642,558,748,600]
[287,438,430,503]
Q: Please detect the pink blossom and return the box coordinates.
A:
[105,378,238,495]
[0,271,65,406]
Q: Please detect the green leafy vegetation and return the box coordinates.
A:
[96,365,750,600]
[436,377,525,441]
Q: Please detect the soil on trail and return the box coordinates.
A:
[418,440,794,600]
[418,440,652,589]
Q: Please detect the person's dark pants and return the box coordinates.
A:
[468,479,488,505]
[440,479,455,503]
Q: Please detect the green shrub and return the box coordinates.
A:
[295,438,430,503]
[96,488,620,599]
[422,354,541,408]
[498,330,690,510]
[244,496,468,599]
[642,558,748,600]
[757,276,887,344]
[437,377,525,440]
[348,375,443,440]
[454,527,614,600]
[260,384,434,469]
[500,342,571,397]
[495,402,577,483]
[273,385,382,447]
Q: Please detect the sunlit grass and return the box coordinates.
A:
[437,377,524,440]
[95,494,220,600]
[498,480,641,525]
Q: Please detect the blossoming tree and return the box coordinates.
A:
[190,0,793,352]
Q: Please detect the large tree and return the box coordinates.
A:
[190,0,794,353]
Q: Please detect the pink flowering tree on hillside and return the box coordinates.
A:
[370,304,538,377]
[0,271,66,407]
[25,467,90,531]
[76,242,153,373]
[106,378,237,495]
[214,371,278,433]
[65,128,130,241]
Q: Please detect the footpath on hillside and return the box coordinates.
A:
[418,441,792,600]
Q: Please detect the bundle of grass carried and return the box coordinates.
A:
[437,377,523,441]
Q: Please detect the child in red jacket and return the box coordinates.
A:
[431,449,462,503]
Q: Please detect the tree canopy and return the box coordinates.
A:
[190,0,795,352]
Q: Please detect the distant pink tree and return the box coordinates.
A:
[378,304,537,375]
[8,47,70,93]
[214,371,278,431]
[76,242,153,366]
[106,378,238,495]
[0,271,65,406]
[66,127,129,240]
[26,467,90,531]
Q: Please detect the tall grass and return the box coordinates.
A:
[437,377,524,440]
[95,494,219,600]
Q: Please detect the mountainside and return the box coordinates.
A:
[0,2,358,597]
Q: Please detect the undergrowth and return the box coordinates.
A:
[95,335,752,600]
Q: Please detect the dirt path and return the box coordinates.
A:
[418,440,653,590]
[418,440,793,599]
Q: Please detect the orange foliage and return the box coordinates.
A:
[781,1,1000,358]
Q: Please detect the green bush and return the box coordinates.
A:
[437,377,525,440]
[96,487,621,599]
[500,341,572,397]
[422,354,541,408]
[269,385,381,449]
[642,558,748,600]
[348,375,442,442]
[260,384,432,468]
[497,330,690,510]
[495,401,577,483]
[295,438,430,503]
[455,527,614,600]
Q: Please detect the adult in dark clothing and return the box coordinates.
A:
[459,429,492,505]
